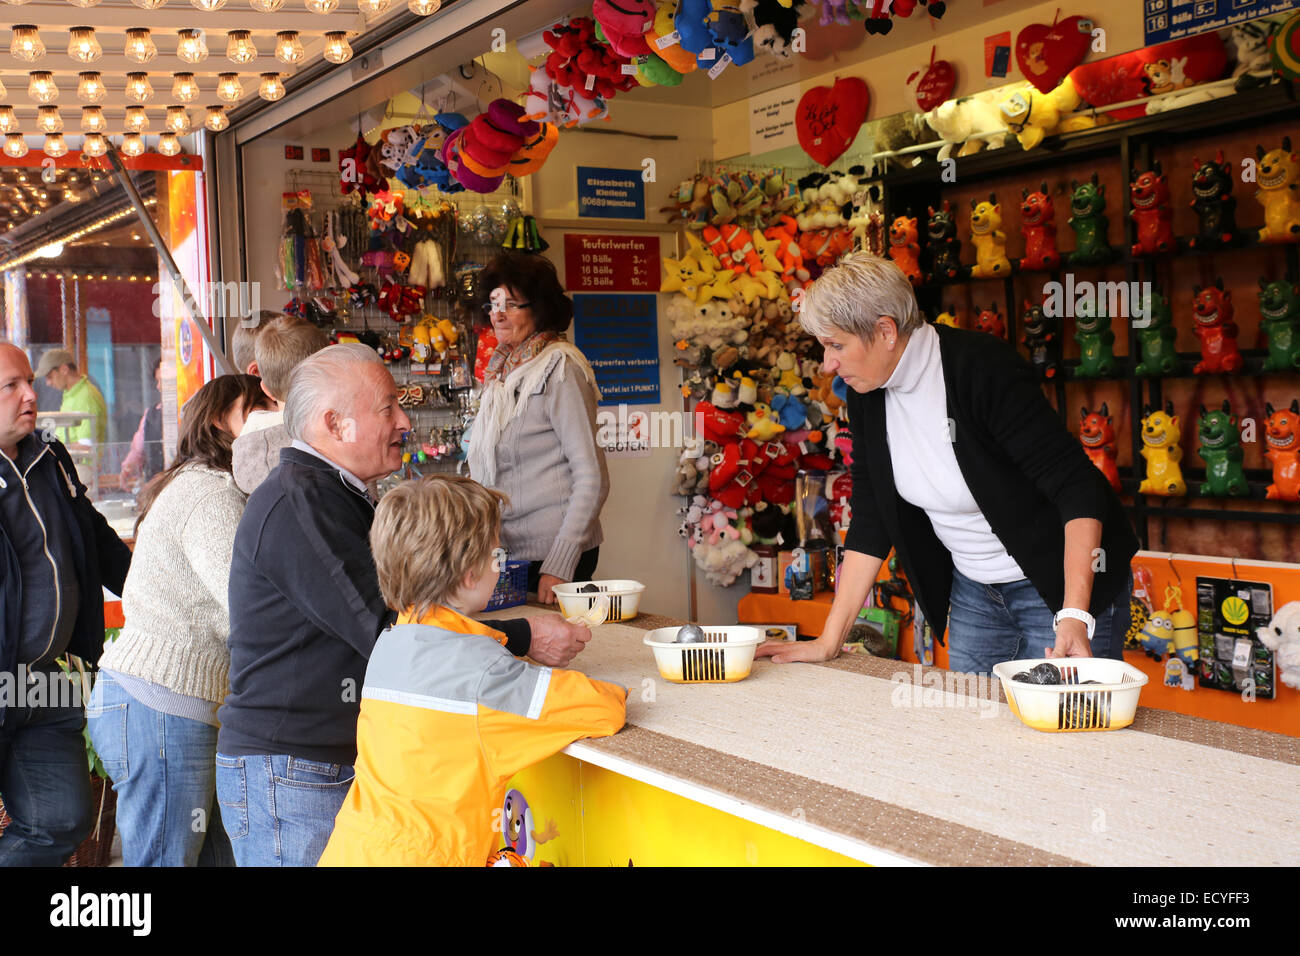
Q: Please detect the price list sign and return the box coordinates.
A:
[572,293,660,407]
[564,233,660,292]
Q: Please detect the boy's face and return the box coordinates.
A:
[456,535,501,614]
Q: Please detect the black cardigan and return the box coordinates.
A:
[218,447,531,765]
[843,325,1138,639]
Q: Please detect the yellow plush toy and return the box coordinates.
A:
[997,76,1093,151]
[1138,403,1187,496]
[436,317,459,348]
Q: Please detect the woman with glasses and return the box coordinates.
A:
[466,252,609,603]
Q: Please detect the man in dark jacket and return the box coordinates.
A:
[217,344,594,867]
[0,342,131,865]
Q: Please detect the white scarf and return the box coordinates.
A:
[466,341,600,488]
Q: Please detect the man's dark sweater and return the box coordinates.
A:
[218,446,532,765]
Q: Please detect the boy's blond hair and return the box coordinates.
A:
[370,476,509,618]
[230,316,269,376]
[254,315,329,402]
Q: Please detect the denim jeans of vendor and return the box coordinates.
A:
[0,669,93,866]
[947,570,1132,675]
[215,753,354,867]
[86,671,233,867]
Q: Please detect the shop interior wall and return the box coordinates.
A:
[711,0,1147,161]
[530,99,721,623]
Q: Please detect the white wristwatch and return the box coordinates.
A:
[1053,607,1095,639]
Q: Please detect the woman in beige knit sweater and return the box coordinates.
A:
[87,375,269,867]
[467,253,609,604]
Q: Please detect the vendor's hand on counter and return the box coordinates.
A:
[537,573,564,605]
[527,614,591,667]
[755,635,841,664]
[1047,618,1092,659]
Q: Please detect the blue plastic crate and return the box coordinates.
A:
[485,559,529,610]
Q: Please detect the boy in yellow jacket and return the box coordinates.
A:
[319,476,627,867]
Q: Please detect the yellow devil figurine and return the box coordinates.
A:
[968,194,1011,278]
[1138,401,1187,496]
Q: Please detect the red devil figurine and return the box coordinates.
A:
[1192,279,1243,375]
[887,214,922,285]
[1019,182,1059,270]
[1080,403,1122,492]
[974,304,1005,339]
[1129,161,1175,256]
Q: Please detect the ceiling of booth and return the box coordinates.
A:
[0,0,463,134]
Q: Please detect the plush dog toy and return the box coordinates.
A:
[1257,601,1300,690]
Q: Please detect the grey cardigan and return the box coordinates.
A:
[487,349,609,580]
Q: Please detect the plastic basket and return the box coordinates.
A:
[992,657,1149,733]
[643,625,761,684]
[553,580,646,623]
[485,560,529,611]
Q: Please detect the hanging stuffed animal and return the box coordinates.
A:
[740,0,807,58]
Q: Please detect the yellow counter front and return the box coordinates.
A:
[483,605,1300,867]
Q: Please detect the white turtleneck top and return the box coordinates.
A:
[881,322,1025,584]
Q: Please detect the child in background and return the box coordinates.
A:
[231,315,328,493]
[318,476,627,867]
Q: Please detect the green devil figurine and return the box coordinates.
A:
[1196,400,1249,497]
[1259,277,1300,373]
[1134,290,1179,377]
[1068,173,1112,266]
[1073,299,1118,378]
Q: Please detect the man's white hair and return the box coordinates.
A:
[799,252,923,343]
[283,342,383,442]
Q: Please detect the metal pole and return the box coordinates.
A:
[103,149,236,376]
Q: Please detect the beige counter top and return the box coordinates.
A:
[482,605,1300,867]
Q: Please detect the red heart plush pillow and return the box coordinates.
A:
[906,58,955,113]
[1017,15,1094,93]
[1069,32,1227,120]
[796,76,869,168]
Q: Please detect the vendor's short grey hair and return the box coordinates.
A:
[283,342,383,442]
[799,252,923,344]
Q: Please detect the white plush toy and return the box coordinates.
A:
[919,90,1007,161]
[1257,600,1300,691]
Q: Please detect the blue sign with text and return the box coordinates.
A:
[572,293,659,406]
[1143,0,1299,46]
[577,166,645,220]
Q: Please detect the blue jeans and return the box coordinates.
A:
[86,671,234,867]
[947,570,1131,675]
[215,753,354,867]
[0,671,93,866]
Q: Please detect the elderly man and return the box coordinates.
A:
[0,342,131,866]
[216,344,593,867]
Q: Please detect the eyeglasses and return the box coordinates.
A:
[481,300,531,317]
